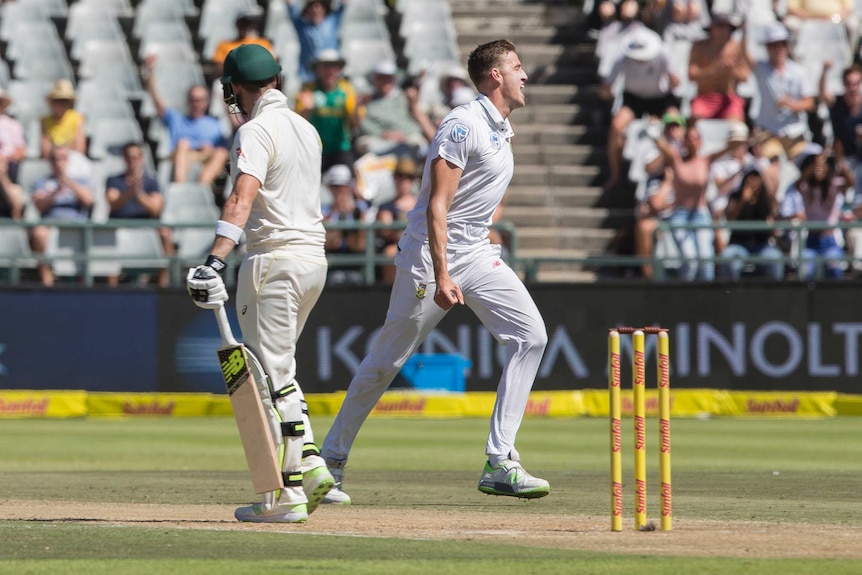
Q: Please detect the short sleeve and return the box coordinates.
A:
[145,175,161,194]
[162,107,179,125]
[105,175,123,191]
[234,123,272,185]
[435,116,472,170]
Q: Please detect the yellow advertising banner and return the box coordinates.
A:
[721,391,838,417]
[581,389,721,418]
[834,394,862,416]
[0,390,88,418]
[369,391,466,418]
[0,390,859,419]
[87,393,214,417]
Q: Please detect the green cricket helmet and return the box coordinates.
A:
[221,44,282,85]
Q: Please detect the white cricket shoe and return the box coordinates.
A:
[477,459,550,499]
[235,502,308,523]
[322,458,352,505]
[302,462,335,514]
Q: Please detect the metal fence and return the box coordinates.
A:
[0,219,518,287]
[519,220,862,282]
[2,218,861,286]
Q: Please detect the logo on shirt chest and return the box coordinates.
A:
[490,132,502,150]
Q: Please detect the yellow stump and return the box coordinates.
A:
[632,330,647,530]
[608,331,623,532]
[657,331,672,531]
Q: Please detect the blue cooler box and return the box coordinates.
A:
[399,354,472,392]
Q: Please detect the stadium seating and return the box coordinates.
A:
[0,0,403,285]
[0,227,37,279]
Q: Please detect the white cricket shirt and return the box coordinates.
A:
[406,93,514,249]
[231,89,326,250]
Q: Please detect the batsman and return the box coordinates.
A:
[186,44,336,523]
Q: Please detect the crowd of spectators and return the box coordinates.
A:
[0,0,476,288]
[591,0,862,281]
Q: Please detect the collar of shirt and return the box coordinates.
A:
[477,93,514,138]
[249,88,290,119]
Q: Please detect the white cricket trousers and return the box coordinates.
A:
[322,235,547,463]
[235,245,328,446]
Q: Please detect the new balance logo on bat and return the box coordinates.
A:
[218,347,249,395]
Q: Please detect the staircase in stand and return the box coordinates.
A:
[449,0,634,282]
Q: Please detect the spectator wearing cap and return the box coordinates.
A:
[355,60,429,159]
[295,48,359,172]
[375,157,418,284]
[287,0,348,83]
[322,163,369,285]
[711,121,754,211]
[820,63,862,203]
[426,65,476,126]
[688,13,748,122]
[743,21,814,165]
[144,55,230,187]
[40,79,87,159]
[211,7,274,71]
[708,121,755,255]
[719,163,784,281]
[0,87,26,183]
[599,27,680,191]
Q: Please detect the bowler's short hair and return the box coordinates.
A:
[467,39,517,88]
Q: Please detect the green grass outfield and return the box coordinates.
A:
[1,416,861,574]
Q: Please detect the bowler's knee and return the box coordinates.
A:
[524,323,548,352]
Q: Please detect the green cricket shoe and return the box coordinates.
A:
[303,465,336,514]
[477,459,550,499]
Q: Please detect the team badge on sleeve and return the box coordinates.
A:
[451,124,469,143]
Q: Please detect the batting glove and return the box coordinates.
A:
[187,255,228,310]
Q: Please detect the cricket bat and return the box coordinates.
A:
[213,305,284,494]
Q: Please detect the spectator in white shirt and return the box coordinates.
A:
[599,27,680,191]
[743,21,815,164]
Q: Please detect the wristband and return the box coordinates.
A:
[215,220,243,244]
[205,254,227,275]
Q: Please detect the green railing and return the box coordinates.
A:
[517,220,862,282]
[0,219,519,287]
[652,219,860,281]
[3,218,859,286]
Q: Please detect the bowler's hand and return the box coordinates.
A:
[434,277,463,311]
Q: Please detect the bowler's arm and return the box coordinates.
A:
[427,156,463,311]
